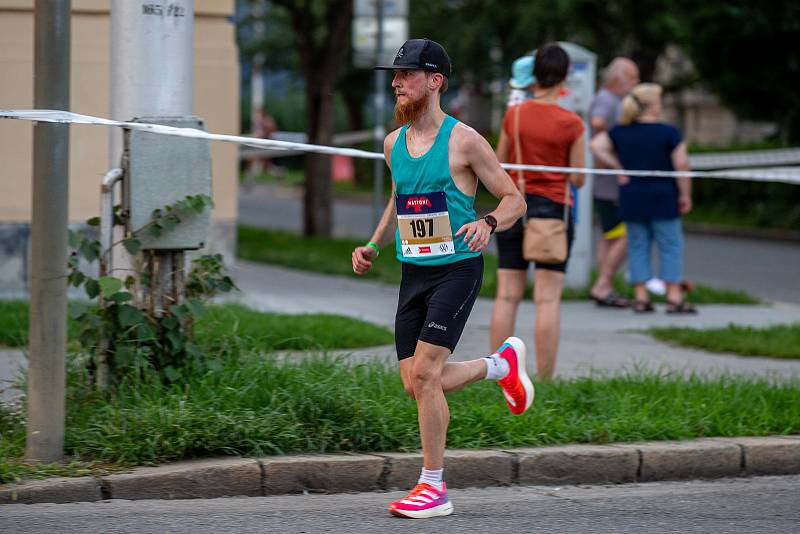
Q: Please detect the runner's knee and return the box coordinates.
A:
[411,362,440,393]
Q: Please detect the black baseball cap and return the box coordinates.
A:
[374,38,452,78]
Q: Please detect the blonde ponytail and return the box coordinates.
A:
[619,83,662,125]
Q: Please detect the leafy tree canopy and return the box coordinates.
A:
[678,0,800,140]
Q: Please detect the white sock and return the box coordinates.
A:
[483,354,510,380]
[418,468,444,491]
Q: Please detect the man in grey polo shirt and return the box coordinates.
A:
[589,57,639,307]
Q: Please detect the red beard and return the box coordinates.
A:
[394,92,428,124]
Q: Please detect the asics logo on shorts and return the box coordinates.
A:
[427,321,447,331]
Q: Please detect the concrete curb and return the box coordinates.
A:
[2,435,799,505]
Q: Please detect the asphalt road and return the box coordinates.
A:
[2,476,798,533]
[238,183,800,304]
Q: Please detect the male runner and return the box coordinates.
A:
[351,38,533,519]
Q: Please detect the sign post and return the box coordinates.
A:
[549,42,597,289]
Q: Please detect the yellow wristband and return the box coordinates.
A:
[365,241,380,257]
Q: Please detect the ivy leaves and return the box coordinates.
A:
[65,193,232,387]
[148,194,215,238]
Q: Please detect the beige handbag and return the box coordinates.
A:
[513,104,570,264]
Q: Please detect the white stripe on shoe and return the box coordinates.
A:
[392,501,454,519]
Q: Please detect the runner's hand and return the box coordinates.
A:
[456,220,491,252]
[352,246,376,275]
[618,174,630,185]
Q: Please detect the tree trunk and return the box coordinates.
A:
[342,89,364,132]
[277,0,352,237]
[303,76,335,237]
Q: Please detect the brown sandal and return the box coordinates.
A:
[632,300,655,313]
[590,292,630,308]
[666,300,697,314]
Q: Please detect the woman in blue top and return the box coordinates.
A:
[590,83,696,313]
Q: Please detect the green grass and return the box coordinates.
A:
[240,168,305,187]
[0,300,29,347]
[237,225,758,304]
[2,354,799,484]
[0,300,393,351]
[238,224,403,282]
[0,300,84,348]
[196,304,393,352]
[649,323,800,360]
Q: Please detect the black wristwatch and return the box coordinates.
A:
[482,214,498,234]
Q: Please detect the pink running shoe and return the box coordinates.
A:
[388,482,453,519]
[495,336,534,415]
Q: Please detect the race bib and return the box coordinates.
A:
[396,191,455,258]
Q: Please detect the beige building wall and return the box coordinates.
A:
[0,0,239,292]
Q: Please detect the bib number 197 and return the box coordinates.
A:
[395,191,455,258]
[409,219,434,238]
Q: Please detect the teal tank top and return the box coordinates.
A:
[392,115,480,266]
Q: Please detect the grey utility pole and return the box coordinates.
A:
[109,0,194,314]
[26,0,71,462]
[372,1,386,226]
[110,0,193,158]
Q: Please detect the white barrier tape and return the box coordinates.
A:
[689,148,800,170]
[3,109,800,185]
[502,163,800,184]
[0,109,387,160]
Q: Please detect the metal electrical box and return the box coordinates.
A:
[123,116,212,250]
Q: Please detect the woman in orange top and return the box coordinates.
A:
[490,43,585,380]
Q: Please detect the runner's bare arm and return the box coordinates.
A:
[461,126,524,230]
[367,130,401,247]
[352,130,400,275]
[452,125,525,252]
[495,129,510,163]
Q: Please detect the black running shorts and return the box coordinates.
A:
[394,255,483,360]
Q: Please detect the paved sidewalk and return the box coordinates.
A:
[231,260,800,379]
